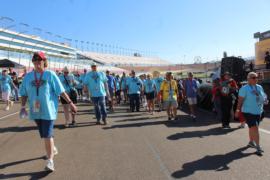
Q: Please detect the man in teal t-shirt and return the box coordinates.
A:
[126,70,143,112]
[83,64,110,125]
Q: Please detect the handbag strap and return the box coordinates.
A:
[64,75,72,90]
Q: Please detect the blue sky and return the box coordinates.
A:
[1,0,270,64]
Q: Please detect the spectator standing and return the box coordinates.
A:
[220,72,238,129]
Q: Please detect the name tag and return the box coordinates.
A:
[33,100,41,113]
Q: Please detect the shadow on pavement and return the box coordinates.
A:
[167,127,238,140]
[171,146,254,179]
[165,114,220,128]
[0,156,44,169]
[0,126,37,133]
[103,119,168,130]
[115,115,166,123]
[0,171,52,180]
[108,113,144,119]
[0,122,98,133]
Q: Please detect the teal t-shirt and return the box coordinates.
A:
[153,77,164,92]
[59,74,76,93]
[239,84,266,115]
[126,77,143,94]
[83,71,108,97]
[0,74,12,93]
[75,75,83,89]
[19,70,65,120]
[144,79,156,93]
[121,77,127,90]
[115,78,121,91]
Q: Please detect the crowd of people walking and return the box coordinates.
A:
[0,51,267,171]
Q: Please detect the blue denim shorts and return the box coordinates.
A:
[35,119,54,138]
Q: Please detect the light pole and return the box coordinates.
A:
[45,31,53,41]
[0,16,15,30]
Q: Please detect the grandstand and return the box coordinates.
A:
[0,27,169,74]
[81,52,169,66]
[0,28,128,73]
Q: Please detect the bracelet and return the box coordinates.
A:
[68,101,72,104]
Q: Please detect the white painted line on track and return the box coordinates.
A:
[145,138,173,180]
[259,128,270,135]
[0,111,19,120]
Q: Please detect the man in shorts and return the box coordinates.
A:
[184,72,198,121]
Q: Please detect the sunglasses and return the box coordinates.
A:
[32,55,43,62]
[250,76,258,80]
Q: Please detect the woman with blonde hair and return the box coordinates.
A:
[143,74,156,114]
[59,66,78,127]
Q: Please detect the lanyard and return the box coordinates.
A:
[92,72,99,83]
[249,85,259,96]
[34,71,44,96]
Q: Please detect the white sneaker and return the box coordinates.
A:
[5,106,9,111]
[10,101,14,106]
[53,146,58,156]
[45,159,55,172]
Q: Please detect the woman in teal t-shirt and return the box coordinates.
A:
[236,72,267,156]
[19,52,77,172]
[0,69,17,111]
[59,67,78,127]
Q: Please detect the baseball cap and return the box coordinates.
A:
[32,52,46,61]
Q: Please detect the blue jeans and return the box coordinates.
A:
[91,96,107,121]
[213,98,222,121]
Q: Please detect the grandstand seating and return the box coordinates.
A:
[81,52,169,66]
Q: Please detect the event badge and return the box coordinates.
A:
[33,100,41,113]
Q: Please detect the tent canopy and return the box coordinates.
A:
[0,59,25,69]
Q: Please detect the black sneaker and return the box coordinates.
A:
[102,119,107,125]
[96,121,101,125]
[71,121,77,126]
[168,117,172,121]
